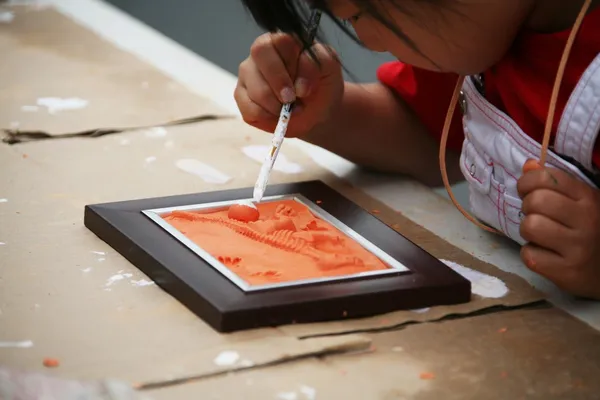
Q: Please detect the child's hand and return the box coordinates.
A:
[517,161,600,299]
[234,33,344,137]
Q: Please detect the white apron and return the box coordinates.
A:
[459,54,600,245]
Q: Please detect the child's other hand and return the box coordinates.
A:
[517,161,600,299]
[234,33,344,137]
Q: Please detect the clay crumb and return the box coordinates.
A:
[419,372,435,380]
[22,154,28,159]
[500,371,508,379]
[342,310,348,317]
[371,209,381,214]
[43,358,60,368]
[498,327,508,333]
[391,224,401,230]
[316,200,323,204]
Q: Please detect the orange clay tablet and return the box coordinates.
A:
[227,201,259,223]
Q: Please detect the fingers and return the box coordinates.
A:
[295,43,340,98]
[240,59,284,116]
[520,213,576,257]
[250,33,301,103]
[233,83,277,133]
[521,188,578,229]
[521,243,565,284]
[517,163,586,201]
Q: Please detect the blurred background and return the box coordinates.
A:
[104,0,395,82]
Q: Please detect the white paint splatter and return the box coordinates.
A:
[131,279,155,287]
[145,156,157,164]
[441,259,509,299]
[105,271,133,287]
[97,257,106,262]
[238,359,255,368]
[175,159,232,184]
[299,385,316,400]
[0,340,33,348]
[91,251,105,256]
[276,392,298,400]
[36,97,88,114]
[21,105,39,112]
[242,145,303,174]
[213,350,240,367]
[0,199,7,203]
[0,11,15,23]
[411,308,430,314]
[81,268,92,273]
[144,127,168,138]
[0,242,5,246]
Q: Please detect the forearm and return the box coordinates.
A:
[304,82,463,187]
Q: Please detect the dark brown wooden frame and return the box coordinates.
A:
[84,180,471,332]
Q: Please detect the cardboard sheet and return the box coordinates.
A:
[149,307,600,399]
[0,4,551,390]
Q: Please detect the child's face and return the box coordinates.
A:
[327,0,535,74]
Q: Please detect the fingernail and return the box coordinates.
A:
[280,87,295,103]
[295,78,310,98]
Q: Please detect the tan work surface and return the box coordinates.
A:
[1,5,599,399]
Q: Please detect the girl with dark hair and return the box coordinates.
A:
[234,0,600,299]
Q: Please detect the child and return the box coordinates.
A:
[234,0,600,299]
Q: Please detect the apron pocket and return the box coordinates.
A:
[460,139,492,195]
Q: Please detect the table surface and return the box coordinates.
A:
[2,1,600,399]
[45,0,600,331]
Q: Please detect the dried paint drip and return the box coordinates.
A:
[213,350,240,367]
[242,145,303,174]
[0,340,33,348]
[105,272,133,287]
[131,279,155,287]
[104,270,155,290]
[36,97,88,114]
[441,259,509,298]
[175,159,232,184]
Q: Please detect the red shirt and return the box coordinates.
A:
[377,7,600,169]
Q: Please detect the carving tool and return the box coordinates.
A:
[253,9,322,203]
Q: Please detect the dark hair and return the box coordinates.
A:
[240,0,427,57]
